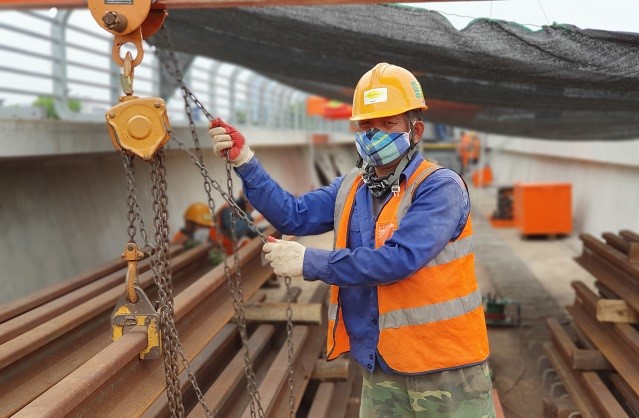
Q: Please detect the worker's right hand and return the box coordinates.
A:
[208,118,254,167]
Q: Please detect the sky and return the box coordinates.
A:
[408,0,639,33]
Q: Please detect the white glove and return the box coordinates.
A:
[263,239,305,278]
[208,118,254,167]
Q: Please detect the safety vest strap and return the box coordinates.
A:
[333,168,362,249]
[396,163,442,220]
[379,289,482,330]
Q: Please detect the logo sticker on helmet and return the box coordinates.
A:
[410,81,423,99]
[363,88,388,105]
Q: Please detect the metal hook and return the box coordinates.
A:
[122,241,144,303]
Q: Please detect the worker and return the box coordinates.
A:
[469,132,481,166]
[210,193,258,255]
[171,202,214,248]
[457,131,472,175]
[209,63,494,417]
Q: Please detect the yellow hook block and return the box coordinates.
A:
[106,95,171,160]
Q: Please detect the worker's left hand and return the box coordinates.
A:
[263,239,305,278]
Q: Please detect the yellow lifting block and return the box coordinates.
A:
[111,285,162,360]
[106,95,171,160]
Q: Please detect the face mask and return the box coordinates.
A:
[355,128,411,167]
[193,228,210,243]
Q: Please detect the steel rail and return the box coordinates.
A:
[580,234,639,280]
[566,303,639,397]
[0,255,127,323]
[576,234,639,313]
[143,324,269,417]
[13,232,278,416]
[0,250,164,344]
[0,243,211,371]
[620,230,639,243]
[13,330,149,418]
[0,245,211,416]
[571,281,639,358]
[602,231,633,255]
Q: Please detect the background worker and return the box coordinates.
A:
[209,62,494,417]
[209,193,259,255]
[457,130,481,175]
[172,202,226,265]
[457,130,471,175]
[171,202,214,247]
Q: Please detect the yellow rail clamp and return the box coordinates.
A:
[106,95,171,160]
[111,285,162,360]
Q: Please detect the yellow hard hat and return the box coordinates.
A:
[183,202,213,227]
[350,63,428,121]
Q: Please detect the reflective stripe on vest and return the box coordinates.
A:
[328,303,338,321]
[426,235,474,267]
[333,168,362,249]
[379,288,482,330]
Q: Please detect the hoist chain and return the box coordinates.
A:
[284,274,296,417]
[224,158,266,418]
[156,25,296,416]
[169,132,268,245]
[149,150,185,417]
[156,27,267,417]
[122,151,153,255]
[122,149,213,417]
[169,130,266,418]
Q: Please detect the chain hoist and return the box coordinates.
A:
[88,1,297,415]
[88,1,207,416]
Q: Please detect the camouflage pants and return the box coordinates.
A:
[360,362,495,418]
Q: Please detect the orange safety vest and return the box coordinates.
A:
[328,160,490,373]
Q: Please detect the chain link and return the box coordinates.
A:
[157,26,267,416]
[149,150,185,417]
[170,131,268,244]
[284,274,296,417]
[121,151,153,254]
[155,26,296,416]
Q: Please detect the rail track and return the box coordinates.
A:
[0,227,359,417]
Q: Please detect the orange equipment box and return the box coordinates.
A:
[513,182,572,235]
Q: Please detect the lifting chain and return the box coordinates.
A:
[122,151,153,255]
[108,24,299,418]
[149,150,185,417]
[157,25,296,417]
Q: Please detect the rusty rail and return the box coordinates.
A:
[0,226,360,417]
[548,230,639,418]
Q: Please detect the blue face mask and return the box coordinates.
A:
[355,128,412,166]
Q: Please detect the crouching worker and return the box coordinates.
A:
[209,63,494,417]
[172,202,226,266]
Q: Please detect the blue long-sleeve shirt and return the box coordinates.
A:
[235,154,470,373]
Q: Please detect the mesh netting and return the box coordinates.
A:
[150,4,639,140]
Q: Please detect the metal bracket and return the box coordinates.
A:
[111,285,162,360]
